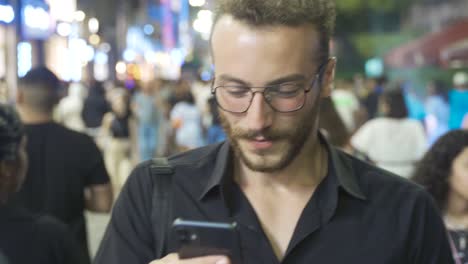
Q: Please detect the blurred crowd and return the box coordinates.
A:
[0,65,467,263]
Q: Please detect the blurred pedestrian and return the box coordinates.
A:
[132,80,161,161]
[449,72,468,129]
[11,67,113,264]
[424,80,449,145]
[362,76,386,119]
[170,80,204,152]
[331,79,360,133]
[101,88,134,199]
[82,80,110,139]
[0,104,83,264]
[351,85,427,178]
[55,82,87,132]
[412,130,468,264]
[206,96,226,144]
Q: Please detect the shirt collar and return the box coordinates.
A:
[199,133,367,201]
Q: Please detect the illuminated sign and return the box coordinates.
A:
[0,4,14,24]
[21,0,52,39]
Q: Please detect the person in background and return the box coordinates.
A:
[412,130,468,264]
[362,76,386,120]
[206,96,226,145]
[11,67,113,264]
[449,72,468,129]
[424,80,449,146]
[351,85,427,178]
[81,80,111,139]
[170,80,205,152]
[330,79,360,133]
[132,80,161,161]
[101,88,134,199]
[0,104,83,264]
[55,82,87,132]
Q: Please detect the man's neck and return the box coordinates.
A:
[235,136,328,192]
[17,107,53,124]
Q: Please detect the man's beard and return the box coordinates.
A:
[220,104,319,173]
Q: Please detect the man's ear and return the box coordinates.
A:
[320,57,337,98]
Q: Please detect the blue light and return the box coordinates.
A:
[17,42,32,77]
[143,24,154,35]
[123,49,137,62]
[0,5,15,24]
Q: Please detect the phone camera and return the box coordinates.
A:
[176,229,196,243]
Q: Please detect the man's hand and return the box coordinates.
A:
[149,253,230,264]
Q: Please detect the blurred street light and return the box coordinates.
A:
[193,10,213,40]
[89,34,101,45]
[143,24,154,35]
[88,18,99,34]
[57,22,72,37]
[74,10,86,22]
[0,5,15,23]
[189,0,206,7]
[115,61,127,75]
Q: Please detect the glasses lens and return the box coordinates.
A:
[215,86,252,113]
[267,83,306,112]
[214,83,307,113]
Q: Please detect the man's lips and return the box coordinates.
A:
[245,137,274,150]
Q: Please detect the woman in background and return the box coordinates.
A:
[412,130,468,264]
[351,85,427,178]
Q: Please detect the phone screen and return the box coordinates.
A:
[172,218,242,264]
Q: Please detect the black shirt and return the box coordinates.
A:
[0,205,83,264]
[10,122,110,264]
[95,139,454,264]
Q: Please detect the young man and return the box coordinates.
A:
[96,1,453,263]
[11,67,113,264]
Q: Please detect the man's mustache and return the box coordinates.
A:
[229,128,293,140]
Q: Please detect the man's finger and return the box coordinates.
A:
[178,255,230,264]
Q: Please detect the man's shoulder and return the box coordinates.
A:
[131,143,224,180]
[28,122,93,142]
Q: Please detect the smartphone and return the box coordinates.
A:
[172,218,242,264]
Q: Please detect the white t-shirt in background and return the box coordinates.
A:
[351,117,427,178]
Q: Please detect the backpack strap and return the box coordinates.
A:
[150,157,174,259]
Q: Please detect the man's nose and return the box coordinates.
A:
[244,92,273,131]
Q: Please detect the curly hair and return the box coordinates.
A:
[214,0,336,63]
[412,130,468,211]
[0,104,25,204]
[0,104,24,161]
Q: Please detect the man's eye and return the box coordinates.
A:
[269,83,302,98]
[223,86,250,97]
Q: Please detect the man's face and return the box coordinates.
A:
[211,16,334,172]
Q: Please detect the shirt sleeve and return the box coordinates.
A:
[407,189,455,264]
[82,135,111,186]
[94,162,156,264]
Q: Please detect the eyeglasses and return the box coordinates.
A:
[211,62,327,114]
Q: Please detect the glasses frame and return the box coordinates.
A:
[211,61,329,114]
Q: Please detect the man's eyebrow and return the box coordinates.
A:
[217,75,251,86]
[217,74,306,87]
[265,74,306,86]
